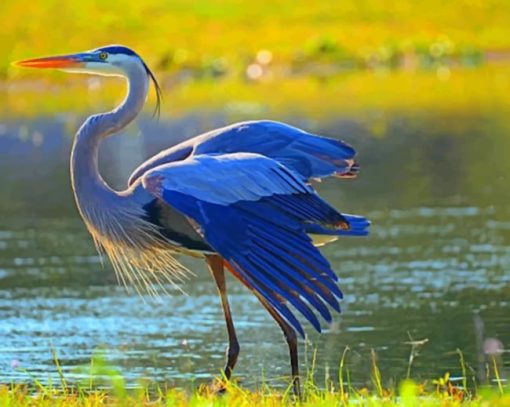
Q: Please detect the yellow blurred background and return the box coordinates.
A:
[1,0,509,118]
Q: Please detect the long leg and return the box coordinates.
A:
[206,255,240,379]
[256,294,301,397]
[222,260,301,397]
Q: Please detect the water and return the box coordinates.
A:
[0,111,509,389]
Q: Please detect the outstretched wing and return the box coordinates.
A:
[141,153,369,336]
[128,120,358,186]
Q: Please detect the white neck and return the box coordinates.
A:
[70,62,149,223]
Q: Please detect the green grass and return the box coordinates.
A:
[1,349,509,406]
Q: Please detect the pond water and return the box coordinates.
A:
[0,111,509,390]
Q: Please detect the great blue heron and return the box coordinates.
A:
[15,45,369,395]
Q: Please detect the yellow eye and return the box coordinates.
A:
[99,52,108,61]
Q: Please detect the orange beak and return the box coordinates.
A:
[13,54,86,69]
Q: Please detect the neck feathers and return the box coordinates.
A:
[67,62,190,294]
[70,62,149,228]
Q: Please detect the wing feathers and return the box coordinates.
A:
[241,255,322,332]
[144,154,313,205]
[249,241,333,323]
[247,222,342,295]
[229,259,306,337]
[142,153,369,336]
[130,120,358,186]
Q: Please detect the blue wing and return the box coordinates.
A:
[128,120,358,186]
[142,153,369,336]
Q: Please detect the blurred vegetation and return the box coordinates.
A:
[1,0,509,118]
[4,66,509,119]
[2,0,509,74]
[2,349,510,406]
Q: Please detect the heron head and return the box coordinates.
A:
[14,45,162,116]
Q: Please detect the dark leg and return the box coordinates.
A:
[256,295,301,397]
[222,260,301,397]
[206,255,240,380]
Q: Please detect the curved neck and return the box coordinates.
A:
[71,63,149,211]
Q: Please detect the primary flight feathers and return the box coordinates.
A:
[140,151,369,335]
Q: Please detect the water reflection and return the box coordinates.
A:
[0,112,508,389]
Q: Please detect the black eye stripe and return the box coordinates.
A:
[98,46,137,56]
[93,45,162,118]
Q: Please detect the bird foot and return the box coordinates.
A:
[198,378,228,395]
[198,376,241,396]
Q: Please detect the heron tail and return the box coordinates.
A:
[305,214,370,237]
